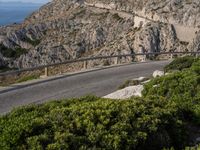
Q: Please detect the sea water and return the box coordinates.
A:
[0,2,43,26]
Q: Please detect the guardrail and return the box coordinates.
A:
[0,51,199,77]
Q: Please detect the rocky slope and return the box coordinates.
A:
[0,0,200,69]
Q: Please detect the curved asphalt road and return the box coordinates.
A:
[0,61,170,114]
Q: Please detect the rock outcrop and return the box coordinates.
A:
[103,85,144,99]
[0,0,200,69]
[153,70,165,78]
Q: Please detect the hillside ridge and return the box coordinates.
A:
[0,0,200,69]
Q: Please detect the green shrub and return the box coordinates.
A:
[164,56,198,72]
[0,66,14,72]
[22,37,40,46]
[118,79,139,89]
[15,47,28,58]
[16,74,40,83]
[143,60,200,124]
[118,78,149,89]
[0,96,186,150]
[163,145,200,150]
[113,13,122,20]
[0,44,27,58]
[0,44,16,58]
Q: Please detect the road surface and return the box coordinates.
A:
[0,61,170,114]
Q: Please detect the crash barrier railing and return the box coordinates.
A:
[0,51,200,77]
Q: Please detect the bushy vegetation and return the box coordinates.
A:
[0,44,16,58]
[0,56,200,149]
[16,74,40,83]
[0,37,39,59]
[0,96,186,150]
[118,79,140,89]
[112,13,123,21]
[163,145,200,150]
[0,66,14,72]
[118,78,149,90]
[0,44,27,58]
[164,56,198,72]
[143,58,200,124]
[23,37,40,46]
[0,72,41,87]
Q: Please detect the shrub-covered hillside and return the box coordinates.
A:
[164,56,198,72]
[0,96,185,150]
[143,57,200,124]
[0,57,200,150]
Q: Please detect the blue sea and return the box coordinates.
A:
[0,2,43,26]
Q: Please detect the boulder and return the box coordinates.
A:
[141,80,151,84]
[132,77,150,85]
[153,70,164,78]
[133,77,146,81]
[103,85,144,99]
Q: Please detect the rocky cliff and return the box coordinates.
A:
[0,0,200,69]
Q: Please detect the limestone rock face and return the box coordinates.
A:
[0,0,200,69]
[133,23,179,53]
[188,31,200,52]
[85,0,200,27]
